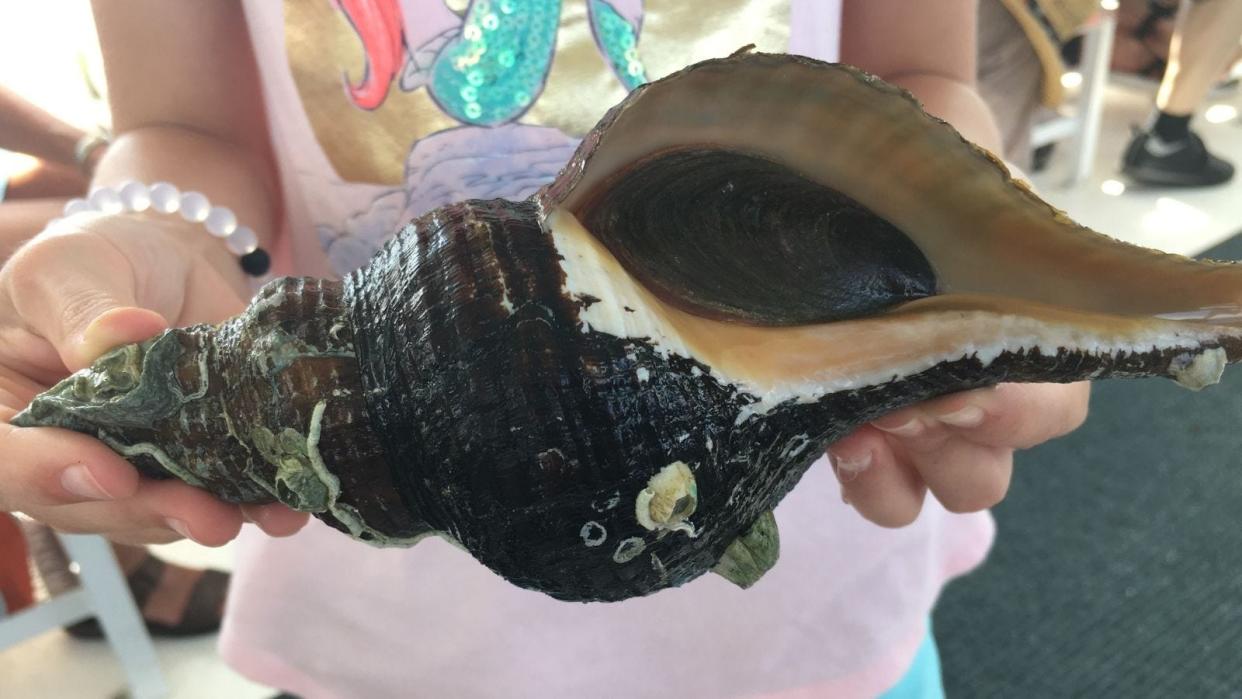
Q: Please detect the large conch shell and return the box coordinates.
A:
[15,53,1242,602]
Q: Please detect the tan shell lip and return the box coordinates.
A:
[551,208,1242,405]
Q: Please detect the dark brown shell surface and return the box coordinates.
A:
[15,53,1242,602]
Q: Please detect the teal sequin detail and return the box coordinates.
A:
[589,0,648,90]
[431,0,562,125]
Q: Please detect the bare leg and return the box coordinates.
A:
[1157,0,1242,114]
[1111,0,1179,79]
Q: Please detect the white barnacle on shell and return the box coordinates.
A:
[1169,347,1227,390]
[635,461,699,538]
[580,521,607,547]
[592,492,621,512]
[613,537,646,563]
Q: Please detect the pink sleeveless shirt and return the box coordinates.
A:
[221,3,995,697]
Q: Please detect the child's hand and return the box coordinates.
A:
[828,382,1090,526]
[0,213,308,545]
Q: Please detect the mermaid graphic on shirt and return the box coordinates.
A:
[282,0,790,274]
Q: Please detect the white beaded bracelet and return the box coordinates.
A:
[59,181,271,277]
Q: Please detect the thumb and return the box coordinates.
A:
[5,236,171,371]
[75,307,170,368]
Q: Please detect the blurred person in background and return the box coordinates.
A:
[1121,0,1242,187]
[1113,0,1181,81]
[0,84,107,259]
[976,0,1100,170]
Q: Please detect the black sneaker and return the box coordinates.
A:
[1121,129,1235,187]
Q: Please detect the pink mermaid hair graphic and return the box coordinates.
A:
[319,0,646,274]
[335,0,648,123]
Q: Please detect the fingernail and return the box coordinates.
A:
[165,518,196,543]
[77,308,167,366]
[936,405,986,428]
[76,319,128,364]
[60,464,114,500]
[873,417,924,438]
[830,450,873,481]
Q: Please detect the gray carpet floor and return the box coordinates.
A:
[933,234,1242,697]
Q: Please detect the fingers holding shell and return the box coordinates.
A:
[830,425,927,528]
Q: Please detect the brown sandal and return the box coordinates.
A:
[65,554,229,639]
